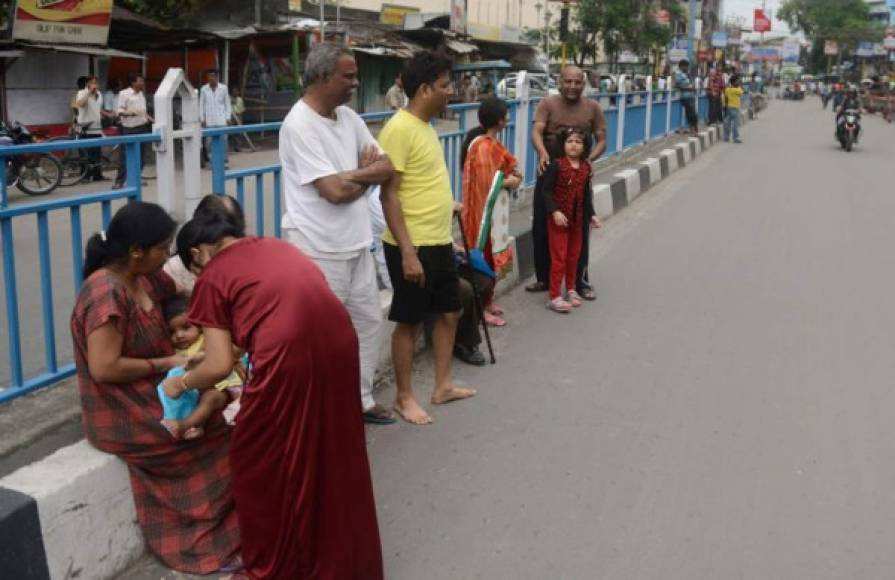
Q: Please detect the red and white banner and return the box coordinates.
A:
[753,8,771,33]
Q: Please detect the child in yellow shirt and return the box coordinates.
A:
[723,76,744,143]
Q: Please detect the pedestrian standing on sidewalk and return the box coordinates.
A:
[707,66,725,125]
[541,128,601,313]
[75,76,107,182]
[279,43,397,425]
[460,96,521,327]
[114,73,153,189]
[529,65,607,301]
[723,75,744,143]
[385,73,408,110]
[170,214,384,580]
[675,59,699,136]
[199,70,232,169]
[378,50,477,425]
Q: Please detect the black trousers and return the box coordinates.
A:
[116,123,151,184]
[532,173,593,292]
[681,97,698,130]
[79,133,104,180]
[708,95,724,124]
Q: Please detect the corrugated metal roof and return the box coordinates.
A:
[445,39,478,54]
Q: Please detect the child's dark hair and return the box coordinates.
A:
[402,50,453,101]
[83,201,177,278]
[194,194,246,236]
[460,97,508,168]
[561,127,587,145]
[176,213,245,272]
[162,295,190,323]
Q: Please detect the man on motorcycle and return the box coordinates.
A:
[836,89,860,127]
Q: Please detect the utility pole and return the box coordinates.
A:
[255,0,262,26]
[320,0,326,41]
[688,0,696,63]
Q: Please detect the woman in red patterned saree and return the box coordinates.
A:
[461,96,522,327]
[70,201,240,574]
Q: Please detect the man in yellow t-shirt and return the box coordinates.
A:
[379,50,477,426]
[723,75,744,143]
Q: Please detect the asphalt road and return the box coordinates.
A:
[122,100,895,579]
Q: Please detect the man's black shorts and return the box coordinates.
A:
[383,242,462,324]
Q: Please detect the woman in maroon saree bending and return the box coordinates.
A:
[164,213,383,579]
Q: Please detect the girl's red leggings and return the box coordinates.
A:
[547,218,583,300]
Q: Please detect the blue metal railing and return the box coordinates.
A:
[1,85,714,403]
[0,132,160,403]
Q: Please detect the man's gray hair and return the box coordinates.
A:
[303,43,354,87]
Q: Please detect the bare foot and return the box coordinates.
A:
[393,397,433,425]
[161,419,185,439]
[431,384,477,405]
[161,419,204,440]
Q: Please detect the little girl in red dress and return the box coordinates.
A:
[541,128,601,313]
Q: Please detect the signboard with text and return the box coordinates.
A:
[711,31,728,48]
[13,0,113,46]
[856,41,874,57]
[753,8,771,33]
[380,4,420,26]
[824,40,839,56]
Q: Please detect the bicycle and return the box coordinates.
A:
[46,123,122,187]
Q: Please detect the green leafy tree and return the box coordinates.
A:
[779,0,884,74]
[566,0,682,68]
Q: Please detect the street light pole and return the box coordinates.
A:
[688,0,696,63]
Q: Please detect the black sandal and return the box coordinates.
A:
[525,281,548,293]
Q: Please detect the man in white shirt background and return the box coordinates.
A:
[75,76,107,182]
[114,73,153,189]
[199,69,232,169]
[279,43,396,425]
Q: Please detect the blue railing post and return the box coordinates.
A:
[37,211,58,374]
[125,141,142,196]
[0,159,7,209]
[273,168,283,239]
[212,135,227,194]
[1,216,23,389]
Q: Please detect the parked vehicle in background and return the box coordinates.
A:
[0,122,63,196]
[496,73,552,98]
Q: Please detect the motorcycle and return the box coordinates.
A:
[0,122,63,196]
[837,109,861,152]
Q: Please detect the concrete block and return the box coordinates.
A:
[698,131,709,150]
[0,486,51,580]
[660,149,678,175]
[592,184,613,219]
[688,137,700,157]
[640,158,661,188]
[0,441,142,580]
[675,142,690,165]
[614,168,641,201]
[608,176,628,211]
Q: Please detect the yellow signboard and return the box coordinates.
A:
[289,0,302,12]
[381,4,420,26]
[13,0,114,46]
